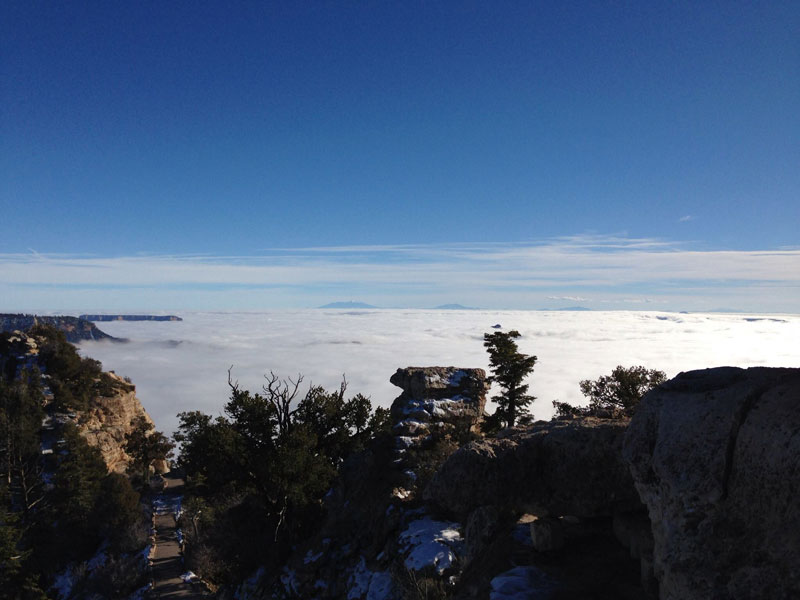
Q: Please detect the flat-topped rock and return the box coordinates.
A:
[389,368,488,448]
[424,417,640,520]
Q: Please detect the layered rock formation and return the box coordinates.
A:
[78,372,163,473]
[79,314,182,322]
[390,366,487,453]
[624,367,800,600]
[1,329,161,474]
[0,313,117,342]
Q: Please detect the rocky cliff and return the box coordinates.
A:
[225,365,800,600]
[624,367,800,600]
[78,372,160,473]
[79,314,182,322]
[1,328,160,475]
[0,313,117,342]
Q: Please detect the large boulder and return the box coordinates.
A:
[424,417,641,520]
[623,367,800,600]
[390,367,488,449]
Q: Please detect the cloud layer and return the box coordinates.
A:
[77,310,800,436]
[3,236,800,312]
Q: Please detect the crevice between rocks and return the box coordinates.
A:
[720,387,764,500]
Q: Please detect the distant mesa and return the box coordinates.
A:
[80,314,183,322]
[434,303,479,310]
[318,301,378,309]
[0,314,121,343]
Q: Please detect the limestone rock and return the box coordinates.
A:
[623,367,800,600]
[79,372,161,474]
[424,417,641,520]
[390,367,487,453]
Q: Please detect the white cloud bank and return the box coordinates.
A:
[77,310,800,436]
[2,236,800,312]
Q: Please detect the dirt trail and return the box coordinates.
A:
[151,474,206,599]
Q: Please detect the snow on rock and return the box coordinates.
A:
[398,517,463,575]
[489,566,558,600]
[347,557,395,600]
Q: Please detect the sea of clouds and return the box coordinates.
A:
[77,310,800,436]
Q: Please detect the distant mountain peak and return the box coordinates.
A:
[434,303,478,310]
[318,301,378,309]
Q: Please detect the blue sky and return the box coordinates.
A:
[1,2,798,311]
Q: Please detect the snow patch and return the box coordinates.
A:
[347,557,394,600]
[152,494,182,519]
[398,517,463,575]
[181,571,198,583]
[51,569,75,600]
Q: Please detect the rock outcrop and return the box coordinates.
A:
[623,367,800,600]
[0,313,117,342]
[390,366,487,453]
[79,314,182,322]
[424,417,641,520]
[79,372,164,474]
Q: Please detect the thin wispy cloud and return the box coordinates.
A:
[2,235,799,312]
[679,215,694,222]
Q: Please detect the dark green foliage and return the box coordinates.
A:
[95,473,142,549]
[28,324,118,411]
[0,332,146,594]
[553,365,667,419]
[483,330,537,429]
[124,416,174,485]
[579,365,666,417]
[175,372,389,585]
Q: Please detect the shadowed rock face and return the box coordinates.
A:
[623,367,800,600]
[424,417,642,520]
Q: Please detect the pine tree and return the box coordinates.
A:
[483,330,537,429]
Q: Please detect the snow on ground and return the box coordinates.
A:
[180,571,198,583]
[347,557,394,600]
[490,566,557,600]
[398,516,463,574]
[152,494,182,519]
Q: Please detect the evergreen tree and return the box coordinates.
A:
[124,416,173,485]
[579,365,666,417]
[483,330,537,429]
